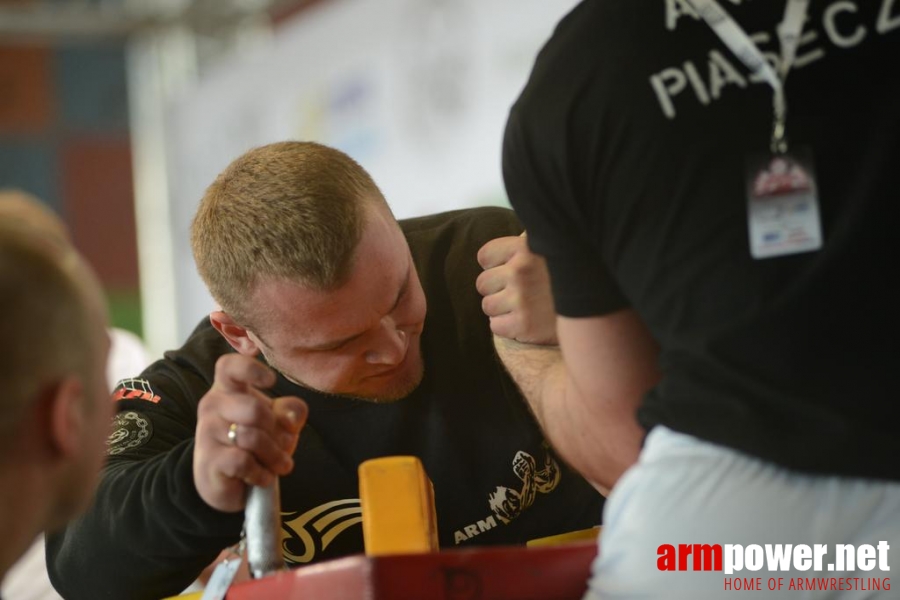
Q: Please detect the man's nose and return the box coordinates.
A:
[364,319,409,366]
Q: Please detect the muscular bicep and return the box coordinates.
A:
[551,309,660,488]
[558,309,660,409]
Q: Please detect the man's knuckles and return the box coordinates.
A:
[481,293,505,317]
[477,236,520,269]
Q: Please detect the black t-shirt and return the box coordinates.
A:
[47,207,603,600]
[504,1,899,480]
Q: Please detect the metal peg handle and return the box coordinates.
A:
[245,480,283,579]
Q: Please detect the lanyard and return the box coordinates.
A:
[687,0,810,153]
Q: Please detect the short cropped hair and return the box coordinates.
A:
[191,141,387,326]
[0,226,99,451]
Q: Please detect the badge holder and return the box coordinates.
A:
[688,0,824,259]
[745,115,822,260]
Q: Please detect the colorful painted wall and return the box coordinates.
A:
[0,41,142,335]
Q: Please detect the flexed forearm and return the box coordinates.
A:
[493,310,659,493]
[494,337,623,493]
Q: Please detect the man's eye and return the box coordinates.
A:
[316,336,360,352]
[317,342,345,352]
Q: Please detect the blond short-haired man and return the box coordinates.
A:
[0,216,112,590]
[48,141,604,600]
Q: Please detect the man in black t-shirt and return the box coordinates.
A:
[485,1,900,597]
[46,141,603,600]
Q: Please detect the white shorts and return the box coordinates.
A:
[586,426,900,599]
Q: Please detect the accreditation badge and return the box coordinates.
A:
[745,148,822,259]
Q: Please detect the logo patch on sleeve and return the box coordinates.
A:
[112,378,162,404]
[107,411,153,456]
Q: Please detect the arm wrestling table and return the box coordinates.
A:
[171,456,600,599]
[225,540,598,600]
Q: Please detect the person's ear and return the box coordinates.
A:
[47,376,86,458]
[209,311,261,356]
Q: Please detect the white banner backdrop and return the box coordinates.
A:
[164,0,581,342]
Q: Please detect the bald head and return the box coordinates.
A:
[0,192,115,580]
[0,204,108,456]
[0,189,69,244]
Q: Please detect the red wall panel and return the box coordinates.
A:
[60,135,138,288]
[0,45,55,133]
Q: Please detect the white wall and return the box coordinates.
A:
[164,0,581,343]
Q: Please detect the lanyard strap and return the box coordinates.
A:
[686,0,809,152]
